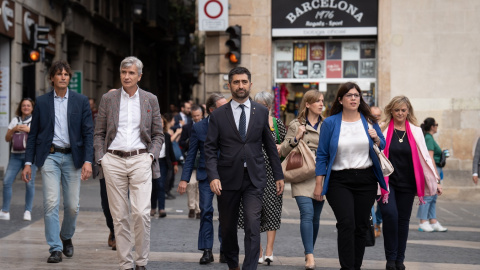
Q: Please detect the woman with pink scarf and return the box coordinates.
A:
[378,96,441,270]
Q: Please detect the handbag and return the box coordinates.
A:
[437,149,449,168]
[281,139,316,183]
[12,132,28,151]
[365,212,376,247]
[368,123,394,177]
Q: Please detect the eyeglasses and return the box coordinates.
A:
[434,124,439,127]
[344,93,360,99]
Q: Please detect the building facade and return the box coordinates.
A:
[202,0,480,191]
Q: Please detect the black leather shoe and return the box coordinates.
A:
[199,249,214,264]
[62,238,74,257]
[47,251,62,263]
[396,262,406,270]
[219,251,227,263]
[135,265,147,270]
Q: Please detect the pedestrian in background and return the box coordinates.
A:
[416,117,448,232]
[279,90,324,269]
[472,137,480,185]
[370,105,384,238]
[164,114,182,200]
[238,91,286,266]
[94,56,164,270]
[315,82,387,270]
[151,115,178,218]
[379,97,441,270]
[0,98,36,221]
[178,94,228,265]
[205,67,284,270]
[22,60,93,263]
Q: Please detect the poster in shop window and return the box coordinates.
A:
[309,61,325,78]
[293,61,308,79]
[360,41,376,59]
[277,61,292,78]
[326,60,342,78]
[275,43,293,61]
[359,60,375,78]
[343,61,358,78]
[342,41,360,60]
[326,42,342,59]
[293,43,308,61]
[309,42,325,61]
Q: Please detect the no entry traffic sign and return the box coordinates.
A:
[199,0,228,31]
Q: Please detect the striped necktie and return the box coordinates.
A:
[239,104,246,141]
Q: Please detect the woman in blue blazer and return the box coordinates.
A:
[315,82,388,270]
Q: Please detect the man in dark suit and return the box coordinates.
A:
[204,67,284,270]
[178,94,227,264]
[22,60,93,263]
[94,56,163,270]
[172,101,192,132]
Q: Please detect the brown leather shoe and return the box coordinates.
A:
[150,209,156,217]
[188,209,195,218]
[374,224,381,238]
[108,232,115,247]
[135,265,147,270]
[196,212,201,219]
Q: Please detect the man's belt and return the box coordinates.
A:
[50,145,71,154]
[107,149,148,158]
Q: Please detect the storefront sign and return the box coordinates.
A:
[69,71,82,94]
[22,7,38,45]
[272,0,378,37]
[198,0,228,31]
[0,0,15,38]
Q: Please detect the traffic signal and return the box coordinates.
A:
[31,24,50,49]
[225,25,241,65]
[28,49,40,62]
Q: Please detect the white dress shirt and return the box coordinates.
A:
[52,89,70,148]
[332,119,372,171]
[231,99,251,134]
[108,87,146,152]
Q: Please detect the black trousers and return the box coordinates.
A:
[217,170,264,270]
[378,185,415,263]
[326,168,377,270]
[99,178,114,233]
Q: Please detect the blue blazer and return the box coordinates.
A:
[315,112,387,195]
[181,117,208,182]
[25,90,94,168]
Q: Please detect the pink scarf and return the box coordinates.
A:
[381,120,426,204]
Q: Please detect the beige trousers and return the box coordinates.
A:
[101,152,152,270]
[187,170,200,213]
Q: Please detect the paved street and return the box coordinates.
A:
[0,171,479,270]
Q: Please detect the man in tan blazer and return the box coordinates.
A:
[94,56,164,270]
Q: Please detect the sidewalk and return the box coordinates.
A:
[0,174,479,269]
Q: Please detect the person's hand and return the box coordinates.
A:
[16,125,29,132]
[179,120,185,126]
[436,183,443,195]
[295,125,306,141]
[175,127,182,135]
[276,144,282,155]
[22,165,32,183]
[473,175,478,185]
[276,180,284,196]
[177,180,188,195]
[173,164,178,174]
[314,175,324,201]
[368,128,379,143]
[210,179,222,196]
[81,162,92,181]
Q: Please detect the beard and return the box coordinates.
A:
[231,88,250,99]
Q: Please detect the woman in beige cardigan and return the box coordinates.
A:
[279,90,324,270]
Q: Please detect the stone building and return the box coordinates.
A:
[202,0,479,196]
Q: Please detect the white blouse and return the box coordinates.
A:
[332,119,372,171]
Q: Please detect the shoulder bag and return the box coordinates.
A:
[281,139,316,183]
[369,123,394,177]
[11,117,29,152]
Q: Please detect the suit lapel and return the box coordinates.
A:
[224,101,242,140]
[139,89,147,130]
[112,88,121,129]
[67,90,74,130]
[48,90,55,127]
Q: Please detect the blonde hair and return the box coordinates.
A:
[297,90,323,124]
[382,95,418,131]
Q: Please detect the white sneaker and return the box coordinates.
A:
[431,221,448,232]
[23,210,32,221]
[418,221,434,232]
[0,211,10,220]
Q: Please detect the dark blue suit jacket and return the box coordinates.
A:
[181,117,208,182]
[205,100,283,190]
[25,90,94,168]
